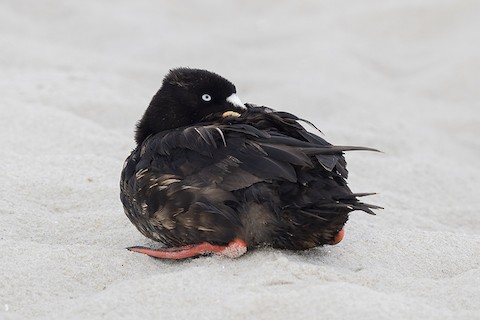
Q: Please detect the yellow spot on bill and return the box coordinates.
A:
[222,111,241,118]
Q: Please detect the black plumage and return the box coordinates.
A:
[120,68,381,259]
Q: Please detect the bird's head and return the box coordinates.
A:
[135,68,245,144]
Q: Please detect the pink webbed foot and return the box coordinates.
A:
[127,238,247,259]
[329,227,345,245]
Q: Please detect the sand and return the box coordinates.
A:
[1,1,479,319]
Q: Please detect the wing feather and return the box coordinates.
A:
[122,108,380,239]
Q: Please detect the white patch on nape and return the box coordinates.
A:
[226,93,246,109]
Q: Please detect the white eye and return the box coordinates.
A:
[201,94,212,102]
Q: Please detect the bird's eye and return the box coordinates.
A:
[201,94,212,102]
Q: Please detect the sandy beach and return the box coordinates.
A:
[1,1,479,319]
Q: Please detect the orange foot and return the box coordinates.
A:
[127,238,247,259]
[330,227,345,245]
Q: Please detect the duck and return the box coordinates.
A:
[120,67,381,259]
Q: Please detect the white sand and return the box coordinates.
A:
[1,1,479,319]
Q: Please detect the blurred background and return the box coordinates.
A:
[1,1,479,319]
[2,0,478,132]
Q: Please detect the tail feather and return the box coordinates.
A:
[302,146,381,154]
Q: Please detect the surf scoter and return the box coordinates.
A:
[120,67,380,259]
